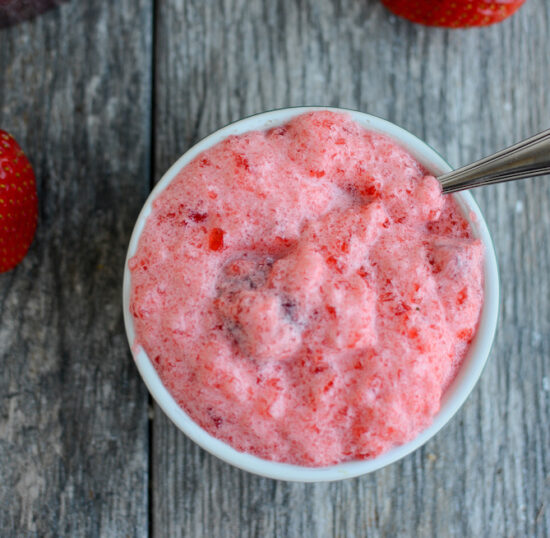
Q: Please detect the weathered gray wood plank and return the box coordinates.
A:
[153,0,550,536]
[0,1,152,535]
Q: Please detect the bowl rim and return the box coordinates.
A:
[122,106,500,482]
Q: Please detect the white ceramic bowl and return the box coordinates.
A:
[123,107,499,482]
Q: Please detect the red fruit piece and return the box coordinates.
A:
[0,130,38,272]
[209,227,224,251]
[380,0,526,28]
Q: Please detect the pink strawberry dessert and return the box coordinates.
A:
[129,111,484,466]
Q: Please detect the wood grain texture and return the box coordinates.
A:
[0,0,152,535]
[153,1,550,537]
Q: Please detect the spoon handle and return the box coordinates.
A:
[438,129,550,194]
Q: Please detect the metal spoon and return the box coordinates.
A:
[438,129,550,194]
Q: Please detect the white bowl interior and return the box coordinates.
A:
[123,107,499,482]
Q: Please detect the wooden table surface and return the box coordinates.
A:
[0,0,549,536]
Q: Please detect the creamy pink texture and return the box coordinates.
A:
[130,111,484,466]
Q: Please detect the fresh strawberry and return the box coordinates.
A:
[0,131,38,272]
[380,0,526,27]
